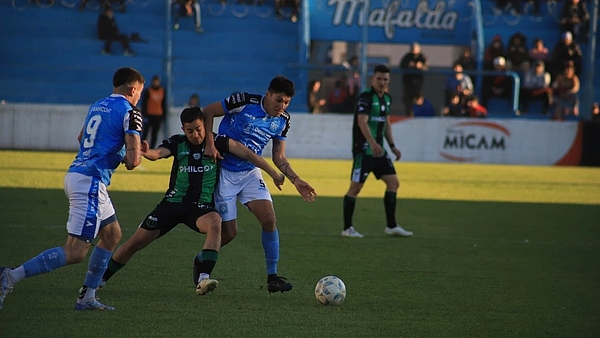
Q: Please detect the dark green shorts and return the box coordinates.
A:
[350,153,396,183]
[139,200,219,237]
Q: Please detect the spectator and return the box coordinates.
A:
[412,93,435,117]
[443,93,467,117]
[444,62,474,106]
[495,0,521,13]
[559,0,590,42]
[97,6,135,56]
[343,56,361,113]
[506,31,529,72]
[551,61,580,120]
[275,0,300,23]
[592,102,600,123]
[307,79,326,113]
[327,79,349,113]
[466,96,488,118]
[81,0,125,13]
[172,0,203,33]
[484,35,505,70]
[455,46,476,71]
[551,31,583,77]
[482,56,512,106]
[529,38,550,69]
[187,93,200,107]
[520,60,553,115]
[399,42,428,116]
[141,75,168,148]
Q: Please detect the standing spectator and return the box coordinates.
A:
[399,42,428,116]
[275,0,300,23]
[551,61,580,120]
[529,38,550,69]
[551,31,583,77]
[141,75,167,149]
[559,0,590,42]
[187,93,200,107]
[506,32,529,72]
[444,62,474,105]
[327,78,349,113]
[520,60,553,115]
[412,93,436,117]
[172,0,203,33]
[484,35,505,70]
[307,79,326,113]
[344,56,362,113]
[342,64,413,238]
[443,93,467,117]
[97,6,135,56]
[455,46,477,71]
[466,96,488,118]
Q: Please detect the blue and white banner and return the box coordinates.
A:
[309,0,475,44]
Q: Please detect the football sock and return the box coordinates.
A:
[21,246,66,279]
[101,257,125,282]
[384,191,397,228]
[343,195,356,230]
[83,246,112,290]
[196,249,218,276]
[7,266,26,284]
[261,229,279,275]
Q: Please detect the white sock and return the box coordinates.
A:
[82,287,96,302]
[198,273,210,283]
[8,266,26,284]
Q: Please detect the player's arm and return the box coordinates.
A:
[227,139,284,190]
[77,127,83,143]
[272,138,317,203]
[384,116,401,161]
[140,140,172,161]
[123,133,142,170]
[202,101,226,162]
[356,114,383,157]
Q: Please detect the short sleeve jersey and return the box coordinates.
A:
[68,94,143,186]
[218,92,290,172]
[352,87,391,155]
[159,133,229,205]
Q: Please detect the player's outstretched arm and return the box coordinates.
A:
[140,140,171,161]
[271,139,317,203]
[228,139,285,190]
[202,102,226,162]
[123,133,142,170]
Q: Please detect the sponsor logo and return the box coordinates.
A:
[90,106,111,113]
[179,165,215,173]
[370,116,386,122]
[440,121,510,162]
[250,98,260,104]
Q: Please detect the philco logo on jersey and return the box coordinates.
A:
[179,164,215,173]
[370,116,386,122]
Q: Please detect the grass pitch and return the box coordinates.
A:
[0,150,599,337]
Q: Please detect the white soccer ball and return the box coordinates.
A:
[315,276,346,306]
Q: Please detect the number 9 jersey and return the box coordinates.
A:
[68,94,143,186]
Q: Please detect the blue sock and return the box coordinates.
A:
[261,229,279,275]
[22,247,67,278]
[83,246,112,289]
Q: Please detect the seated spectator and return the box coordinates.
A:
[411,93,435,117]
[275,0,300,23]
[455,46,476,71]
[444,62,473,106]
[520,61,553,115]
[187,93,200,107]
[550,31,583,77]
[172,0,203,33]
[307,79,326,113]
[592,103,600,123]
[484,35,505,70]
[482,56,512,106]
[443,93,467,117]
[551,61,580,120]
[506,31,529,72]
[466,96,488,118]
[97,6,134,56]
[528,38,550,69]
[327,79,349,113]
[559,0,590,42]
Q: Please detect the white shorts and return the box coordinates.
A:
[64,172,116,241]
[215,167,272,222]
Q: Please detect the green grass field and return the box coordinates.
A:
[0,150,599,337]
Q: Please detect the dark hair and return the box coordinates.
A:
[152,74,160,81]
[180,106,204,125]
[113,67,145,88]
[268,76,296,97]
[373,64,390,74]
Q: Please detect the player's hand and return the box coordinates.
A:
[391,146,401,161]
[204,143,223,163]
[370,142,383,157]
[140,140,150,155]
[272,173,285,191]
[293,178,317,203]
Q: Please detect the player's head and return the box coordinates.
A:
[113,67,145,106]
[265,76,295,117]
[180,106,205,145]
[371,64,390,95]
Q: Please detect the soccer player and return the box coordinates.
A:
[0,67,145,311]
[341,64,413,238]
[202,76,317,293]
[100,107,285,295]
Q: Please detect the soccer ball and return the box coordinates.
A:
[314,276,346,306]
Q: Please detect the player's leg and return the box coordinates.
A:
[342,153,369,237]
[149,116,161,148]
[376,157,412,237]
[215,168,241,247]
[192,210,221,295]
[220,219,238,246]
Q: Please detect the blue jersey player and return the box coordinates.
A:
[0,67,145,311]
[202,76,317,293]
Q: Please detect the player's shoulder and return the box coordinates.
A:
[223,92,262,108]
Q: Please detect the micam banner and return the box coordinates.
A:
[309,0,475,44]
